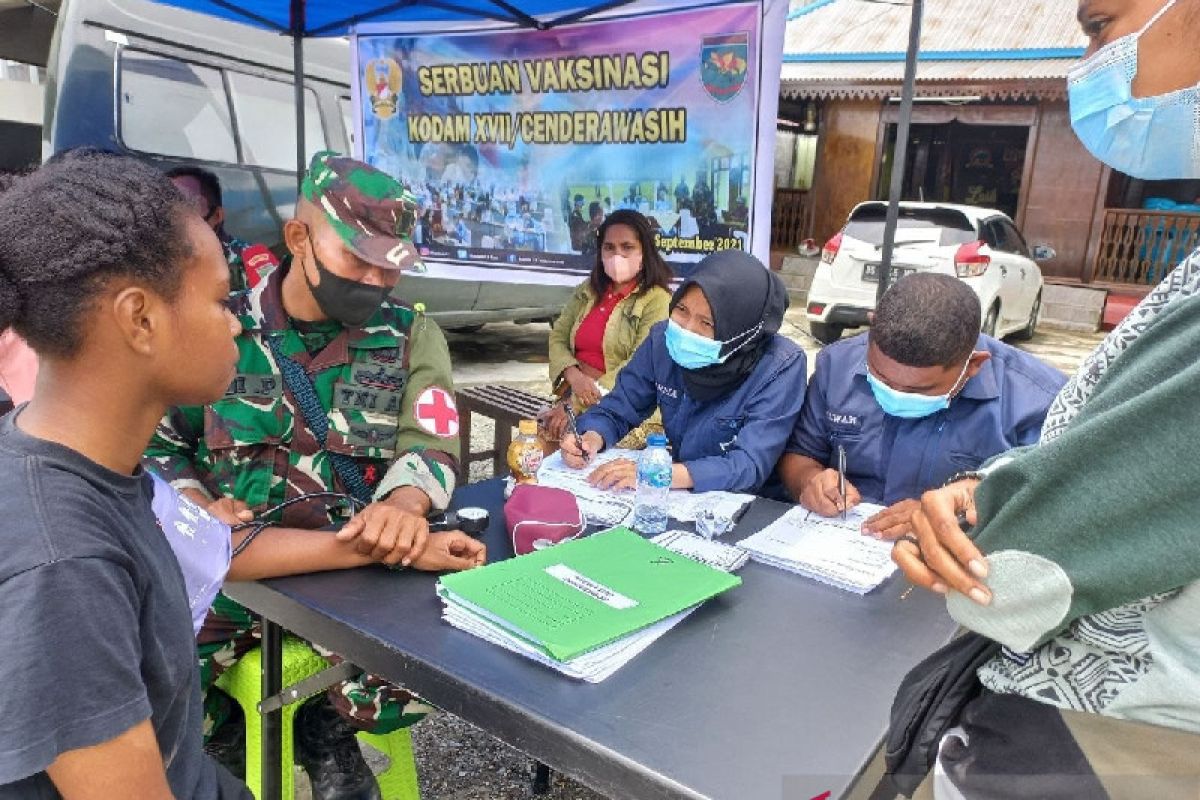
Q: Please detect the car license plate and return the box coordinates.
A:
[862,263,916,283]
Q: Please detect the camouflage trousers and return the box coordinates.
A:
[198,592,432,739]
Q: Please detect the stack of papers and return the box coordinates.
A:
[536,450,755,527]
[736,504,898,594]
[652,530,749,572]
[536,450,638,526]
[438,527,743,682]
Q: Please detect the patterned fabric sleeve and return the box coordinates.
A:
[951,289,1200,652]
[143,405,212,497]
[968,247,1200,716]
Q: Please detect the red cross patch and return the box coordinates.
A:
[414,386,459,438]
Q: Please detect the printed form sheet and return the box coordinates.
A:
[736,504,898,594]
[537,450,754,527]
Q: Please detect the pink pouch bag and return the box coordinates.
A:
[505,484,586,556]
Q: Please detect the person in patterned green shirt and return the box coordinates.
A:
[147,152,464,800]
[167,166,280,291]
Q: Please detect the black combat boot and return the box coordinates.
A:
[294,696,381,800]
[203,700,246,781]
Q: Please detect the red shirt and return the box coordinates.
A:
[573,283,635,374]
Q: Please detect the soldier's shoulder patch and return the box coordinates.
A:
[413,386,459,438]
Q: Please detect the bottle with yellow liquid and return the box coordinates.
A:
[507,419,544,485]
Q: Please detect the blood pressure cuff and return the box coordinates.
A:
[149,473,232,635]
[505,484,585,556]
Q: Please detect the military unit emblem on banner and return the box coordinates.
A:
[700,32,750,103]
[365,57,402,119]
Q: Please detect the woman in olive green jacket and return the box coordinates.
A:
[545,209,672,448]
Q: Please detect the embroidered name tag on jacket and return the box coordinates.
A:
[225,374,283,399]
[827,411,862,429]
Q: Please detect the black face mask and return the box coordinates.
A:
[302,236,390,327]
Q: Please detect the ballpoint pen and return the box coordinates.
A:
[563,402,589,464]
[837,443,847,521]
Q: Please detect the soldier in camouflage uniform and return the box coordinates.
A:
[167,166,280,291]
[147,152,462,800]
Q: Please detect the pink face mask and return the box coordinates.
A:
[602,253,642,286]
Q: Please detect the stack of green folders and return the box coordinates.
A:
[437,527,742,682]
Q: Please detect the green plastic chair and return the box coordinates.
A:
[215,636,420,800]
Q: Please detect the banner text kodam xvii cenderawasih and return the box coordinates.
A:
[355,3,762,273]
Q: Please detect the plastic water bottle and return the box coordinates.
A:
[632,433,672,534]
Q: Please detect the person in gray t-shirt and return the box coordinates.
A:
[0,149,488,799]
[0,150,251,798]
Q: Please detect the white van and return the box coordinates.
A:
[44,0,575,327]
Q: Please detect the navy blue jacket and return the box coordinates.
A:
[786,333,1065,504]
[579,322,807,493]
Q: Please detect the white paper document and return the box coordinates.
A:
[735,504,898,594]
[536,449,638,526]
[442,601,697,682]
[653,530,749,572]
[536,450,754,527]
[665,490,755,523]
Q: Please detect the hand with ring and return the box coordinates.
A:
[891,479,993,606]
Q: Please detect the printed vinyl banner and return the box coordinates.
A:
[355,3,764,276]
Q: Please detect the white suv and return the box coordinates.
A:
[805,202,1053,344]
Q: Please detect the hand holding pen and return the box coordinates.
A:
[800,459,861,518]
[559,407,602,469]
[563,403,588,464]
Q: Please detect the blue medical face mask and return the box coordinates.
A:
[1067,0,1200,180]
[866,356,972,419]
[664,318,762,370]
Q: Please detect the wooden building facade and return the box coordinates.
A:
[778,0,1200,288]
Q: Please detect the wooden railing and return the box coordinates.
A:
[770,188,812,250]
[1093,209,1200,285]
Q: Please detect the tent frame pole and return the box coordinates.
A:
[293,0,307,195]
[877,0,923,301]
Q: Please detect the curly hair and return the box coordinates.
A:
[587,209,673,298]
[0,149,195,358]
[164,164,223,212]
[870,272,981,367]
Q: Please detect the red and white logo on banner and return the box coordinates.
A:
[414,386,459,438]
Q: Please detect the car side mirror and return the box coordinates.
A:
[1032,244,1056,262]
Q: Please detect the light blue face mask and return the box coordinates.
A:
[1067,0,1200,180]
[866,356,972,419]
[664,318,761,370]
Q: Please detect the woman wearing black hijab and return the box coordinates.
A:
[560,250,808,494]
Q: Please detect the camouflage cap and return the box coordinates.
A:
[301,150,424,271]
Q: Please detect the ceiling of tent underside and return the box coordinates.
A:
[148,0,644,36]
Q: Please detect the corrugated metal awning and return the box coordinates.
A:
[780,0,1086,100]
[780,58,1072,100]
[785,0,1087,56]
